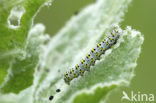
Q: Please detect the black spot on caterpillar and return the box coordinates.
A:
[64,28,121,84]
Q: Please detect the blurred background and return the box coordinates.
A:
[35,0,156,103]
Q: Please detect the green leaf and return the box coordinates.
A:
[0,0,144,103]
[30,0,143,103]
[0,0,52,93]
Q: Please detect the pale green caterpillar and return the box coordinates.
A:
[64,27,122,84]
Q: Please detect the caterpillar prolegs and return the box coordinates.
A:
[64,27,122,84]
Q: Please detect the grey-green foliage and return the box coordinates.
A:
[0,0,144,103]
[32,0,143,103]
[0,0,52,93]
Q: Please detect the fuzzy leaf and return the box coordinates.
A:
[0,0,144,103]
[0,0,52,93]
[31,0,143,103]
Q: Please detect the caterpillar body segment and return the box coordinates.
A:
[64,28,121,84]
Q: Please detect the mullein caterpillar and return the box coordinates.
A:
[64,28,121,84]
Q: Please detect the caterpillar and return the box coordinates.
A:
[64,27,122,84]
